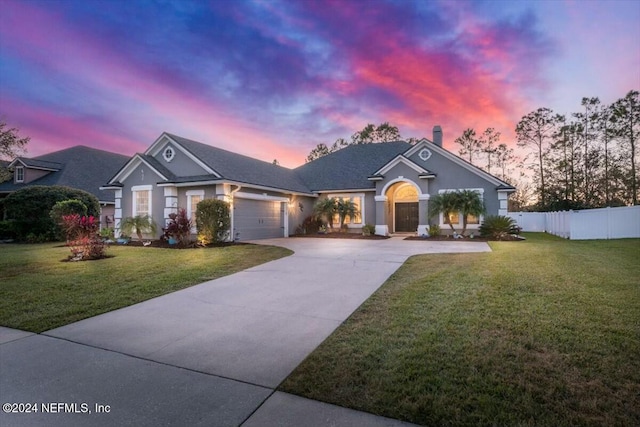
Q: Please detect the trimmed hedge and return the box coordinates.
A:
[196,199,231,243]
[4,186,100,241]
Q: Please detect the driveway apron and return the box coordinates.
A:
[1,237,490,426]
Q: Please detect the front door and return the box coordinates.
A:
[395,202,419,232]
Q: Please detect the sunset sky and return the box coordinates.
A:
[1,0,639,167]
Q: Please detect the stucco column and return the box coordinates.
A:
[164,186,178,226]
[374,195,389,236]
[114,189,123,237]
[417,194,430,236]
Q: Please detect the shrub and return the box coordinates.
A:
[362,224,376,236]
[4,185,100,241]
[99,227,115,240]
[50,199,88,240]
[60,214,107,261]
[163,208,193,246]
[479,215,521,239]
[296,215,324,234]
[313,198,337,229]
[427,224,441,237]
[0,220,17,240]
[196,199,230,244]
[120,215,157,241]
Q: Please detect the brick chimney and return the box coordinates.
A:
[433,125,443,147]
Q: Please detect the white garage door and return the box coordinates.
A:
[234,198,284,240]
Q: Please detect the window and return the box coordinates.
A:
[444,212,459,225]
[132,185,152,217]
[15,166,24,183]
[328,193,365,227]
[163,146,175,162]
[186,190,204,225]
[438,188,484,228]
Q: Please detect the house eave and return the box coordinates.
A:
[158,179,316,197]
[100,184,123,190]
[314,188,376,193]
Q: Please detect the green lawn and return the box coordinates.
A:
[280,233,640,427]
[0,243,291,333]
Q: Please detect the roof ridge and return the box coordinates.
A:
[166,133,295,171]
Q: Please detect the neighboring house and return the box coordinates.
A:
[0,146,130,227]
[103,127,515,240]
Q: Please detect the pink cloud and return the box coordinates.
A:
[0,2,308,167]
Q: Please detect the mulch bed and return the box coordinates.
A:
[115,240,247,249]
[404,235,525,242]
[291,233,390,240]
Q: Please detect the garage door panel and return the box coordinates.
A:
[234,198,284,241]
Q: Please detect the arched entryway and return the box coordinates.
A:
[386,181,419,233]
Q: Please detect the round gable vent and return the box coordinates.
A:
[163,146,175,162]
[418,148,432,161]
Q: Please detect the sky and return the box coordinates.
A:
[1,0,639,168]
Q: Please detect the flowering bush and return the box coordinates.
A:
[61,214,107,261]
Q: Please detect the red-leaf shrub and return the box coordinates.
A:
[61,214,107,261]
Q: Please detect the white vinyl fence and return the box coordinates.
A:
[507,206,640,240]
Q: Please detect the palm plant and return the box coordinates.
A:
[457,190,485,236]
[335,198,360,230]
[429,190,485,236]
[428,191,461,233]
[313,197,337,229]
[119,215,157,241]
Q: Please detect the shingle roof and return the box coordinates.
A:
[139,154,177,181]
[12,157,62,170]
[0,146,129,203]
[166,133,313,194]
[294,142,411,191]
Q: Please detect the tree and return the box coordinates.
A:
[306,143,330,163]
[428,191,461,233]
[454,128,481,165]
[494,143,516,182]
[456,190,486,236]
[611,90,639,205]
[351,122,401,144]
[479,128,501,174]
[4,185,99,241]
[306,123,403,162]
[516,108,562,209]
[573,97,601,206]
[119,215,158,241]
[0,120,30,182]
[335,198,360,230]
[313,197,337,229]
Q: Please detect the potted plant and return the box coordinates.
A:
[116,233,130,244]
[162,208,193,246]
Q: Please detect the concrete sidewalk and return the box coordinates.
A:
[1,237,490,426]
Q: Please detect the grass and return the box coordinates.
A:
[280,233,640,426]
[0,243,292,333]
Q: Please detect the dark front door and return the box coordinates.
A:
[395,202,419,232]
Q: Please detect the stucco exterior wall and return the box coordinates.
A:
[405,149,500,216]
[288,196,315,235]
[118,163,166,238]
[151,143,208,177]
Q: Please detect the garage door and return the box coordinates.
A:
[234,198,284,240]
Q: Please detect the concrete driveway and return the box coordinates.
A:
[1,237,490,427]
